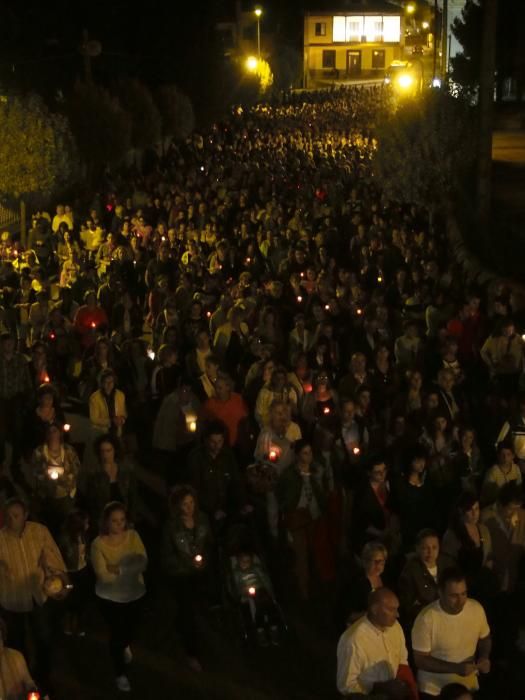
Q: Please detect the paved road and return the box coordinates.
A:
[493,130,525,164]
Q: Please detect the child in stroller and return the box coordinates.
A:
[229,549,283,647]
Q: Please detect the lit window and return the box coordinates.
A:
[346,16,364,42]
[364,16,383,42]
[315,22,326,36]
[383,16,401,42]
[333,16,346,42]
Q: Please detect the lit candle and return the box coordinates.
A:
[186,415,198,433]
[324,304,330,311]
[300,272,304,278]
[303,383,313,394]
[63,423,71,432]
[248,586,256,596]
[147,349,155,360]
[246,257,251,264]
[49,332,56,340]
[323,406,331,415]
[43,373,50,383]
[268,448,279,462]
[377,275,383,283]
[356,308,363,316]
[47,466,64,480]
[28,692,41,700]
[90,321,96,329]
[353,446,361,455]
[297,295,303,303]
[194,554,203,564]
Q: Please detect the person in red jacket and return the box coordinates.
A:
[74,290,109,348]
[202,373,248,448]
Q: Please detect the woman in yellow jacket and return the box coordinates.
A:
[89,368,127,438]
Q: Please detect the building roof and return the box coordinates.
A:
[306,1,402,15]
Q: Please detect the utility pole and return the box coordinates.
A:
[432,0,439,81]
[441,0,448,80]
[478,0,498,232]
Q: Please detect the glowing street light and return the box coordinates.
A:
[254,6,263,59]
[246,55,258,72]
[422,21,429,29]
[406,2,416,14]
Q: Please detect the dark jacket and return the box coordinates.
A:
[188,445,244,517]
[276,462,327,517]
[351,479,392,551]
[161,512,212,577]
[80,461,137,527]
[398,553,453,627]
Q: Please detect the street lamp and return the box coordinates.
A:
[406,2,416,14]
[254,6,263,59]
[245,55,258,72]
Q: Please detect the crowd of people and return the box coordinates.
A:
[0,84,524,699]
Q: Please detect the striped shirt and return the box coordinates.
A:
[0,647,35,699]
[0,521,67,612]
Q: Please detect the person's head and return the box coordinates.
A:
[99,369,116,395]
[294,439,313,467]
[367,455,387,485]
[95,433,119,465]
[215,373,233,401]
[3,498,29,536]
[341,399,356,426]
[101,502,128,536]
[456,492,480,527]
[438,683,473,700]
[269,367,287,391]
[37,383,57,409]
[459,427,475,452]
[63,509,89,540]
[438,568,468,615]
[501,317,515,338]
[367,588,399,630]
[269,400,289,433]
[350,352,366,375]
[84,290,97,308]
[205,355,220,378]
[170,485,198,519]
[416,529,440,569]
[95,337,110,360]
[262,359,276,383]
[406,446,427,477]
[196,329,210,350]
[237,551,254,572]
[438,368,455,394]
[204,421,226,457]
[361,541,387,578]
[45,422,63,447]
[496,442,514,467]
[496,481,523,524]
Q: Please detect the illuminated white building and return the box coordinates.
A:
[447,0,468,61]
[303,1,404,87]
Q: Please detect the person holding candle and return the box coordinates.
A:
[255,366,298,428]
[73,290,109,349]
[300,371,339,432]
[25,383,65,453]
[91,502,147,693]
[161,486,212,671]
[31,423,80,536]
[0,617,38,700]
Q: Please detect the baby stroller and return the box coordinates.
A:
[224,547,288,648]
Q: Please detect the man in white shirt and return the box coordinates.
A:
[412,567,491,698]
[337,588,417,697]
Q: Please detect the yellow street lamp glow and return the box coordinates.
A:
[422,21,429,29]
[254,7,262,17]
[398,73,413,89]
[406,3,416,13]
[246,55,258,72]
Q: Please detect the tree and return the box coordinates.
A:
[271,41,303,91]
[115,79,161,151]
[0,92,76,225]
[452,0,525,100]
[67,81,131,178]
[155,86,195,144]
[373,91,476,222]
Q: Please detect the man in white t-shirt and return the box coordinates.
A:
[337,588,417,698]
[412,567,491,698]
